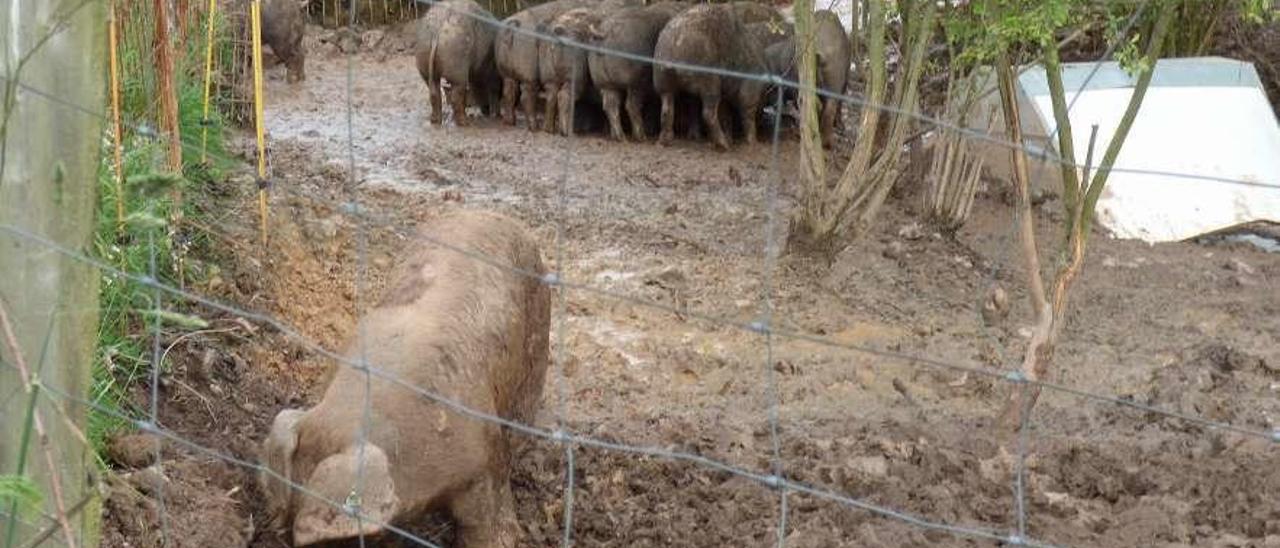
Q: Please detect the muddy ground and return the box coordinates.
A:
[98,23,1280,548]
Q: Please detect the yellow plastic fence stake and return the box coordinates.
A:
[200,0,218,164]
[251,0,269,247]
[108,0,126,233]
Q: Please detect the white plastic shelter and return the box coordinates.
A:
[975,57,1280,243]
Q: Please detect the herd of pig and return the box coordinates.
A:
[418,0,852,149]
[256,0,852,150]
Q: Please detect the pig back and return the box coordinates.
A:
[498,0,592,82]
[588,2,692,88]
[654,3,774,84]
[322,210,551,442]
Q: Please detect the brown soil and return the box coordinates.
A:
[99,24,1280,548]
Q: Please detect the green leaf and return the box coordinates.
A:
[126,172,187,200]
[0,475,44,517]
[136,309,211,330]
[124,211,169,230]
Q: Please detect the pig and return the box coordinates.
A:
[537,2,635,136]
[260,0,308,83]
[653,1,783,150]
[763,9,851,148]
[416,0,502,126]
[494,0,590,130]
[586,1,692,141]
[259,210,551,547]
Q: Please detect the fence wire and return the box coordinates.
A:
[762,86,789,547]
[3,2,1279,547]
[7,69,1270,446]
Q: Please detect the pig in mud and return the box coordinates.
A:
[587,1,692,141]
[537,2,635,136]
[416,0,501,126]
[259,210,551,547]
[653,1,783,150]
[763,9,851,148]
[494,0,589,130]
[260,0,308,83]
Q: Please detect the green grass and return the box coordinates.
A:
[87,5,235,456]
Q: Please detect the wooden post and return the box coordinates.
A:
[177,0,191,44]
[0,0,106,545]
[251,0,271,246]
[154,0,186,285]
[110,0,127,231]
[201,0,219,164]
[155,0,183,176]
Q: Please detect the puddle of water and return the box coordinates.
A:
[1198,232,1280,253]
[1221,233,1280,253]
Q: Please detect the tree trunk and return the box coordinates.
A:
[997,6,1175,432]
[0,0,105,546]
[788,0,937,254]
[789,0,886,252]
[795,0,825,189]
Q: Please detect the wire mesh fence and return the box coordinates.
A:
[2,0,1279,547]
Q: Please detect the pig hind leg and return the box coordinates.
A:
[699,92,730,151]
[820,96,838,149]
[520,81,539,131]
[658,91,675,146]
[449,82,470,127]
[601,88,625,141]
[557,86,575,137]
[285,52,305,83]
[502,78,518,125]
[428,78,444,126]
[625,88,647,142]
[541,83,560,134]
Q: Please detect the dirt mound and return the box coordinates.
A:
[101,462,248,548]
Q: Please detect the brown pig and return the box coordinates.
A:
[763,9,851,148]
[536,3,635,136]
[586,1,693,141]
[494,0,591,129]
[416,0,502,126]
[261,0,308,83]
[653,1,783,150]
[259,210,551,547]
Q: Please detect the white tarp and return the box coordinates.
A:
[1026,58,1280,242]
[976,57,1280,243]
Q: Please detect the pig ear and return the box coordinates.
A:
[292,444,400,546]
[260,409,305,529]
